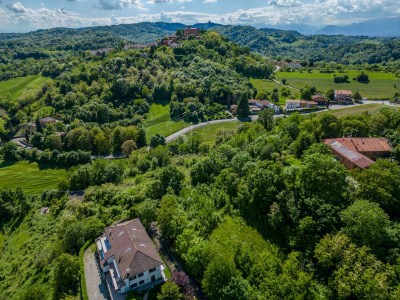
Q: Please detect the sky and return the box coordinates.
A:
[0,0,399,33]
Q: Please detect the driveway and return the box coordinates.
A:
[84,247,109,300]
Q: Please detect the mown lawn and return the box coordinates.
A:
[0,75,47,98]
[0,160,71,194]
[185,120,241,143]
[275,71,400,99]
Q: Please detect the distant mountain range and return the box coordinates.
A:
[316,17,400,37]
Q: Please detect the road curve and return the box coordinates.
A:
[164,100,398,142]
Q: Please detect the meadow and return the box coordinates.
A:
[0,160,71,194]
[184,120,241,143]
[274,70,400,99]
[250,77,298,105]
[0,75,47,98]
[145,101,190,142]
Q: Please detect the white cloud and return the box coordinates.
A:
[147,0,172,3]
[97,0,142,10]
[203,0,217,2]
[7,2,29,14]
[269,0,302,7]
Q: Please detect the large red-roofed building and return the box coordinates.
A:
[323,137,392,170]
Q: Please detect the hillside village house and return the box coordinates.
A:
[323,137,392,170]
[124,44,149,50]
[334,90,352,103]
[288,61,301,68]
[285,100,318,110]
[312,94,327,105]
[271,60,289,68]
[248,99,280,113]
[96,219,166,294]
[39,116,58,126]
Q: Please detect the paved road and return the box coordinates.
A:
[83,247,109,300]
[165,100,397,142]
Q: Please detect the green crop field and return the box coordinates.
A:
[0,75,47,98]
[0,160,71,194]
[275,71,400,99]
[185,120,241,143]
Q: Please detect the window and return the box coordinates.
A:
[131,283,137,289]
[139,280,145,285]
[149,268,156,273]
[131,275,137,280]
[138,273,144,277]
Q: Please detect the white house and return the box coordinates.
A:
[248,99,280,113]
[96,219,165,294]
[288,61,301,69]
[285,99,301,110]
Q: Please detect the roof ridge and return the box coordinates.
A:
[135,249,163,263]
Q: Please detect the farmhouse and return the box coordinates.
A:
[96,219,166,294]
[248,99,280,113]
[312,94,327,105]
[285,99,301,110]
[39,116,58,126]
[288,61,301,69]
[323,137,392,170]
[271,60,289,68]
[334,90,352,103]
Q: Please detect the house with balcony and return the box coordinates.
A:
[334,90,352,104]
[96,219,166,294]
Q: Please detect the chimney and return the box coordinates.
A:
[127,268,130,277]
[114,222,117,226]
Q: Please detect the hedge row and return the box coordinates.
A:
[79,241,92,300]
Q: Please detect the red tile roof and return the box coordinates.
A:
[323,138,392,169]
[335,90,352,95]
[97,219,163,280]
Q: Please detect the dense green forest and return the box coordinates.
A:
[2,23,400,300]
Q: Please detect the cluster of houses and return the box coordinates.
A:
[323,137,392,170]
[230,99,280,116]
[284,90,354,111]
[89,25,201,56]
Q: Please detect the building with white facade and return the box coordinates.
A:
[96,219,165,294]
[288,61,301,68]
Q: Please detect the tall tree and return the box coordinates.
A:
[237,94,250,118]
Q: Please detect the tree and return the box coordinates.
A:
[158,165,185,194]
[315,233,394,299]
[44,134,62,151]
[356,71,369,83]
[158,195,186,240]
[0,142,18,160]
[301,88,312,101]
[121,140,137,155]
[35,118,42,133]
[222,277,250,300]
[94,133,110,154]
[236,94,250,118]
[21,285,47,300]
[341,200,390,248]
[352,91,362,102]
[325,88,335,101]
[258,108,275,131]
[171,272,191,294]
[53,253,80,297]
[150,133,166,148]
[157,282,184,300]
[271,92,279,104]
[202,258,239,299]
[282,79,287,85]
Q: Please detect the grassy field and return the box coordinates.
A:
[145,101,192,142]
[320,104,399,118]
[0,75,47,98]
[250,77,297,105]
[275,71,400,99]
[0,160,71,194]
[184,120,241,143]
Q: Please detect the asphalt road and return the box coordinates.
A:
[165,100,397,142]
